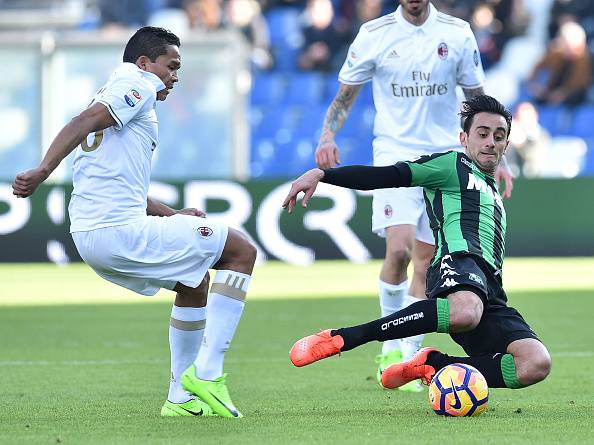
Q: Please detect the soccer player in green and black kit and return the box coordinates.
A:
[282,95,551,391]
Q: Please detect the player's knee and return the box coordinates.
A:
[218,229,257,273]
[519,351,552,386]
[175,273,209,306]
[448,298,482,332]
[386,244,412,269]
[239,237,257,267]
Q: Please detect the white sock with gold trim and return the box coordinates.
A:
[167,305,205,403]
[194,270,250,381]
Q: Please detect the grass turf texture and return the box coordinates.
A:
[1,260,593,444]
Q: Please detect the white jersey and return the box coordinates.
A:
[339,4,484,163]
[69,63,165,233]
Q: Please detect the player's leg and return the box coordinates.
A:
[182,228,256,418]
[505,338,551,387]
[73,220,220,416]
[161,276,215,417]
[384,267,550,390]
[420,338,551,389]
[290,288,482,367]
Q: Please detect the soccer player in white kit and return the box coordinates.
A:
[12,27,253,418]
[314,0,514,392]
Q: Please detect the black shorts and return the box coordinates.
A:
[426,253,539,356]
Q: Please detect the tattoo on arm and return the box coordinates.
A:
[463,86,485,99]
[322,84,362,140]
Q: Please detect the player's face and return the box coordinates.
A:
[460,112,509,174]
[142,45,181,101]
[399,0,429,18]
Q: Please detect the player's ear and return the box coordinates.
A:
[136,55,150,71]
[459,131,467,148]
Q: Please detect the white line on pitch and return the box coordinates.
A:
[0,352,591,366]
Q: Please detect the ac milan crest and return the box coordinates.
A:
[437,42,448,60]
[198,226,213,237]
[384,204,393,218]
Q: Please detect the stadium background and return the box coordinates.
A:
[1,0,594,262]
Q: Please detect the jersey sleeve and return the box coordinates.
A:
[456,25,485,89]
[96,77,156,130]
[338,25,376,85]
[403,151,457,189]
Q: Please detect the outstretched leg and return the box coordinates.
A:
[290,290,482,367]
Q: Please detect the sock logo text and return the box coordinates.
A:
[382,312,424,330]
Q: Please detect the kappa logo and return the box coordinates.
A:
[441,278,459,288]
[197,226,213,237]
[441,269,460,278]
[384,204,393,218]
[440,255,454,271]
[468,273,484,286]
[473,49,480,66]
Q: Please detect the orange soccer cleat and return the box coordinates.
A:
[289,329,345,367]
[380,347,438,389]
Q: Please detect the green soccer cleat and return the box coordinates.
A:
[181,365,243,418]
[375,349,403,387]
[160,398,217,417]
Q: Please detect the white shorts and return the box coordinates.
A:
[71,215,228,296]
[372,186,434,245]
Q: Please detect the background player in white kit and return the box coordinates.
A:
[314,0,514,392]
[12,27,253,418]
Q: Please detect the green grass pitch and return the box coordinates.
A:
[1,260,593,444]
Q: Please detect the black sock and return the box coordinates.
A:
[332,299,447,352]
[426,351,507,388]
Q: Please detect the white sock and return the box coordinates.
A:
[167,305,206,403]
[400,294,425,360]
[194,270,250,381]
[379,279,408,354]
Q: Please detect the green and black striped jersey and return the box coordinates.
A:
[403,150,506,271]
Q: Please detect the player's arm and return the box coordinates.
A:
[282,164,411,213]
[146,197,206,218]
[315,83,363,169]
[12,103,116,198]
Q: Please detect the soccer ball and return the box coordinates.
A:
[428,363,489,417]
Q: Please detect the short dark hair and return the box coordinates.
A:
[460,95,513,136]
[123,26,180,63]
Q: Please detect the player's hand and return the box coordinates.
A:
[495,163,514,199]
[315,136,341,169]
[282,168,325,214]
[12,167,49,198]
[177,208,206,218]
